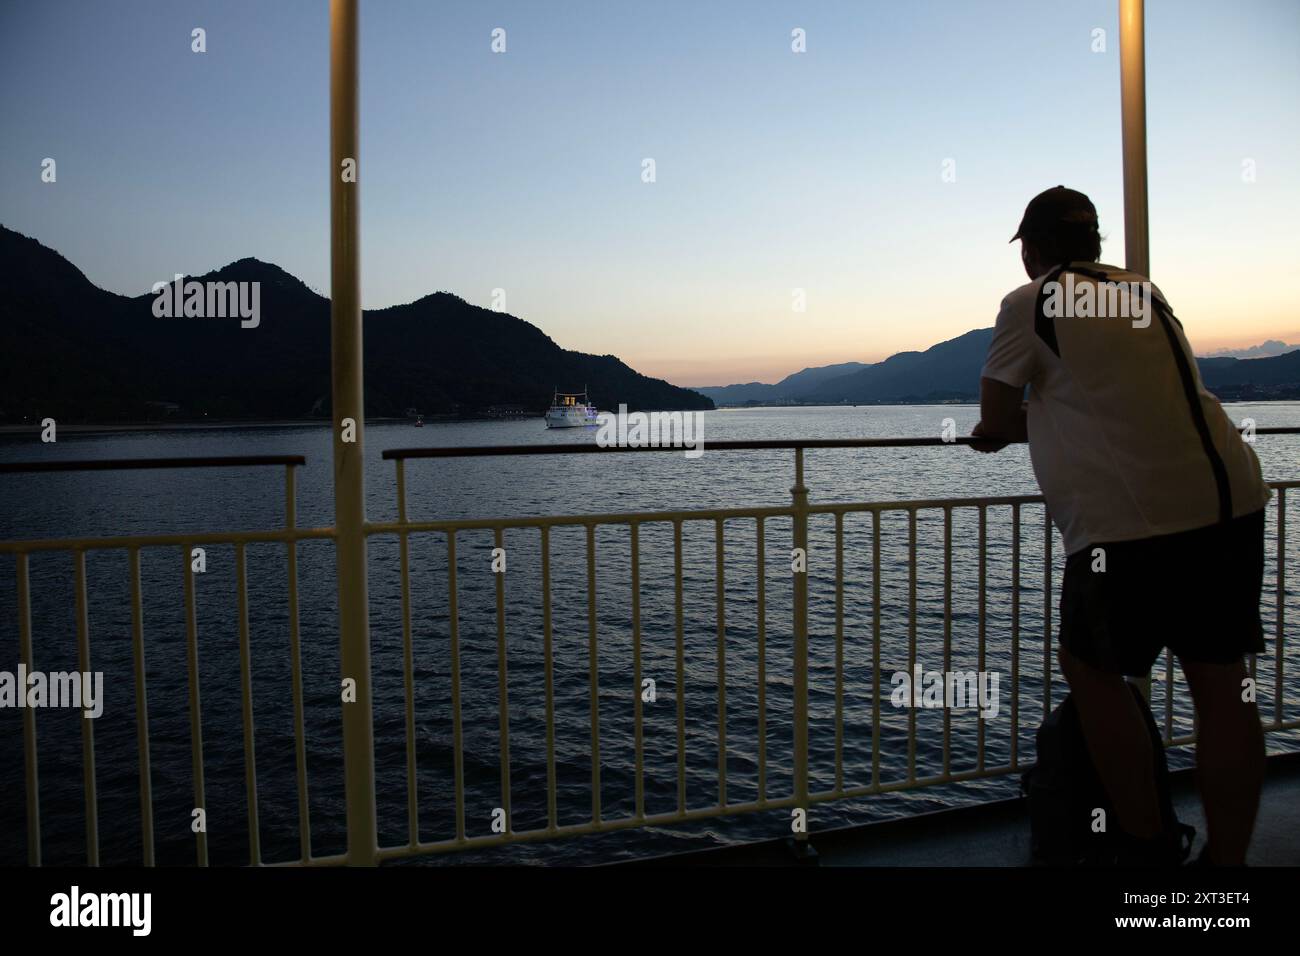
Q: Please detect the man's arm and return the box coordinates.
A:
[971,376,1027,453]
[974,284,1038,452]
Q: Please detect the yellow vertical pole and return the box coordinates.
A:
[1119,0,1149,279]
[1120,0,1153,703]
[331,0,378,866]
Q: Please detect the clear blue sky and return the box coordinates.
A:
[2,0,1297,385]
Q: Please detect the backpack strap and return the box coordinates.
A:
[1033,262,1072,358]
[1051,264,1233,525]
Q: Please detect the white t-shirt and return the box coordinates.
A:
[980,261,1270,556]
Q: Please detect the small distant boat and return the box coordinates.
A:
[544,388,599,428]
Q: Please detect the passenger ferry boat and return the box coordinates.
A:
[544,388,599,428]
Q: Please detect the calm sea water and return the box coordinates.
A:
[2,404,1298,866]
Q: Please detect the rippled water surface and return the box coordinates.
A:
[2,404,1298,865]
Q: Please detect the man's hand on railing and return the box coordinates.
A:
[973,377,1029,452]
[969,420,1011,453]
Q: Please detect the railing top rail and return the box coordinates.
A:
[384,437,978,459]
[383,427,1300,460]
[0,454,306,474]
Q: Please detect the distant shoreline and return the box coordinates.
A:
[0,413,549,436]
[0,418,408,436]
[2,398,1294,436]
[709,398,1300,410]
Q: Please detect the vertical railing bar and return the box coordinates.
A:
[943,506,952,776]
[235,543,261,866]
[128,547,154,865]
[541,526,557,832]
[73,550,99,865]
[396,459,418,847]
[494,525,512,831]
[631,520,644,820]
[1276,488,1287,727]
[871,508,881,791]
[977,504,987,772]
[1010,504,1020,769]
[284,464,311,861]
[447,531,465,841]
[182,543,208,866]
[673,519,686,815]
[586,523,602,825]
[1042,509,1053,720]
[906,508,917,783]
[17,553,40,866]
[756,516,767,803]
[791,449,810,833]
[834,510,844,794]
[715,517,727,807]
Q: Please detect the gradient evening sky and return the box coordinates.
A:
[1,0,1297,387]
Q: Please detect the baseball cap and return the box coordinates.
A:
[1010,186,1098,242]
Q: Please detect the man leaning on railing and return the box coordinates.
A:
[970,185,1270,866]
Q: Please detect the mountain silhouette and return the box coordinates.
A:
[699,325,1300,404]
[699,361,871,405]
[0,225,712,423]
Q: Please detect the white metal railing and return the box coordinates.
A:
[364,434,1299,863]
[2,435,1297,866]
[0,455,329,866]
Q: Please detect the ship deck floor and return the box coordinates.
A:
[623,751,1300,867]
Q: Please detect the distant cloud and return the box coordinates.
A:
[1201,340,1300,359]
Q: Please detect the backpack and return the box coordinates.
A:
[1021,682,1195,865]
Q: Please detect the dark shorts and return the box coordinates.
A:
[1059,509,1266,677]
